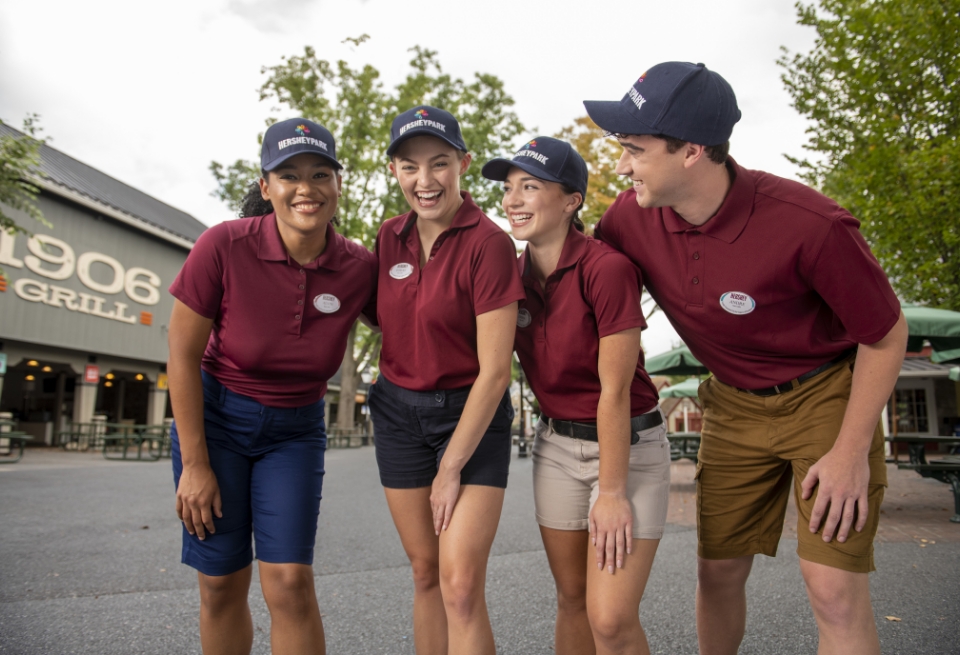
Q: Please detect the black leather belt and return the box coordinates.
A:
[542,410,663,444]
[738,350,854,397]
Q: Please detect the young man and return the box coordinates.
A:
[583,62,907,655]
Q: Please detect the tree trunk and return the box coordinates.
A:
[336,322,359,430]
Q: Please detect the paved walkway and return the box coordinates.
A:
[1,447,957,654]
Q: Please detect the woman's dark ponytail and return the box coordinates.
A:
[239,180,273,218]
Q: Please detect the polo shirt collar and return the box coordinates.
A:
[662,157,754,243]
[394,191,482,237]
[257,214,341,271]
[519,226,589,288]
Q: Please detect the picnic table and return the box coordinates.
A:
[0,419,33,464]
[101,423,171,461]
[887,433,960,523]
[668,432,700,463]
[57,421,108,451]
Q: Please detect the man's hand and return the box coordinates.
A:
[801,445,870,543]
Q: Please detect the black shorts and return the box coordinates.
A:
[369,374,513,489]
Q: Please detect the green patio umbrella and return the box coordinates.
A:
[658,378,702,398]
[902,304,960,353]
[932,348,960,365]
[645,345,708,377]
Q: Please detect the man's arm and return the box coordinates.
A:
[800,311,907,543]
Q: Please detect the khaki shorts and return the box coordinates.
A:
[696,357,887,573]
[532,411,671,539]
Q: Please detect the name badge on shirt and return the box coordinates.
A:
[314,294,341,313]
[389,263,414,279]
[719,291,756,315]
[517,308,532,328]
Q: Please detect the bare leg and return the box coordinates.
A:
[384,486,447,655]
[198,565,254,655]
[799,559,879,655]
[259,562,325,655]
[696,556,753,655]
[438,484,505,655]
[538,527,595,655]
[586,539,660,655]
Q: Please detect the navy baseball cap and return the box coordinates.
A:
[481,136,588,197]
[583,62,741,145]
[261,118,342,171]
[386,105,467,157]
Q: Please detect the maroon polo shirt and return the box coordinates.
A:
[594,158,901,390]
[170,215,377,407]
[375,192,525,391]
[515,228,660,422]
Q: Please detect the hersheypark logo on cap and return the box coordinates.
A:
[627,86,647,112]
[398,109,447,136]
[516,140,548,165]
[277,123,329,152]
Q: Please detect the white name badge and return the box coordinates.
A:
[517,308,532,328]
[314,294,341,313]
[389,263,414,279]
[719,291,756,315]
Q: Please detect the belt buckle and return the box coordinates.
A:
[773,381,794,395]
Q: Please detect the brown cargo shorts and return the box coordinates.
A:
[696,357,887,573]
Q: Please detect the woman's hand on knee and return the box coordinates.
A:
[176,463,223,540]
[589,492,633,574]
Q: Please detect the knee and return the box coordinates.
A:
[588,609,637,650]
[697,556,752,594]
[555,582,587,616]
[440,568,484,620]
[804,579,859,627]
[261,567,317,618]
[199,574,248,614]
[410,557,441,595]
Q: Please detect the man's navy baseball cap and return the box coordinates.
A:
[386,105,467,157]
[583,62,741,145]
[261,118,342,171]
[481,137,588,197]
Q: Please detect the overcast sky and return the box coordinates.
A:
[0,0,818,357]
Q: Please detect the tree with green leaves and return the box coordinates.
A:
[778,0,960,308]
[211,38,526,429]
[0,115,50,239]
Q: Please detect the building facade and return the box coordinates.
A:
[0,124,206,442]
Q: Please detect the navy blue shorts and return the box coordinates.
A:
[369,374,513,489]
[171,371,326,577]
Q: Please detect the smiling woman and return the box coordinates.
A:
[369,105,524,655]
[166,117,377,655]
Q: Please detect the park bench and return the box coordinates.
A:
[668,432,700,463]
[0,431,33,464]
[101,423,170,461]
[888,434,960,523]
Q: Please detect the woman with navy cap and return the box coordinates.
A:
[483,137,669,655]
[368,105,524,654]
[167,117,376,655]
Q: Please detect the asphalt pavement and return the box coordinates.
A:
[1,447,957,654]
